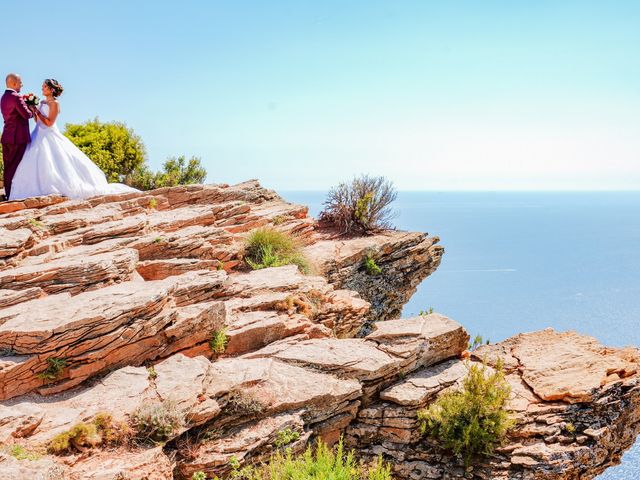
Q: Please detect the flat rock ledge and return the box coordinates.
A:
[0,182,638,480]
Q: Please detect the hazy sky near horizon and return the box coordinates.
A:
[1,0,639,190]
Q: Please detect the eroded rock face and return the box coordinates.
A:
[306,230,444,325]
[346,329,640,480]
[0,182,637,480]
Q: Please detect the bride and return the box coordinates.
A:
[9,79,139,200]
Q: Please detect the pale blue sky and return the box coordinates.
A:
[2,0,639,190]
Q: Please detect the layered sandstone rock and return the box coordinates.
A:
[0,181,637,480]
[346,329,640,480]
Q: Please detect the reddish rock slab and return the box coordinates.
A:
[475,328,640,403]
[0,248,139,295]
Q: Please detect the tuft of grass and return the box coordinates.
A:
[7,444,41,461]
[48,423,101,454]
[47,413,131,455]
[204,438,392,480]
[148,198,158,209]
[419,307,434,316]
[244,228,310,274]
[147,366,158,380]
[565,422,576,435]
[209,328,229,354]
[272,215,287,226]
[319,175,397,235]
[418,361,513,466]
[153,236,166,244]
[363,254,382,276]
[37,357,67,382]
[130,399,184,444]
[28,218,45,230]
[274,428,300,449]
[267,438,391,480]
[192,472,207,480]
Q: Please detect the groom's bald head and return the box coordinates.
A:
[6,73,22,92]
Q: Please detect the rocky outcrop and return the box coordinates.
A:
[346,329,640,479]
[0,181,638,480]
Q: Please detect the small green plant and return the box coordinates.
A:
[37,357,67,382]
[147,366,158,380]
[153,236,166,244]
[217,261,225,271]
[209,328,229,354]
[148,198,158,209]
[419,307,434,316]
[275,428,300,449]
[418,361,513,466]
[192,472,207,480]
[7,444,41,461]
[363,254,382,276]
[244,228,310,274]
[48,423,100,454]
[469,335,490,351]
[28,218,45,230]
[565,422,576,435]
[47,413,131,455]
[130,399,185,444]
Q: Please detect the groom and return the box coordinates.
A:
[1,73,35,199]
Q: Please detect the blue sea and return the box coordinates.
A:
[282,191,640,479]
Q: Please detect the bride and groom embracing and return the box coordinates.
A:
[1,73,138,201]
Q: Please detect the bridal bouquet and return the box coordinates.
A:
[22,93,40,107]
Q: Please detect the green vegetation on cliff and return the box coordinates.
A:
[418,361,513,466]
[244,228,310,274]
[320,175,397,235]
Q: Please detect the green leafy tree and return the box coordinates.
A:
[126,155,207,190]
[64,118,147,182]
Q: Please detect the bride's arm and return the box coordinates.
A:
[36,101,59,127]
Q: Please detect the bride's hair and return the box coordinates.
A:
[44,78,64,98]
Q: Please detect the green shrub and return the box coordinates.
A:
[418,361,513,466]
[64,119,146,182]
[244,228,310,274]
[37,357,67,382]
[363,254,382,276]
[419,307,434,316]
[126,155,207,190]
[274,428,300,449]
[209,328,229,354]
[130,399,184,443]
[192,472,208,480]
[319,175,397,235]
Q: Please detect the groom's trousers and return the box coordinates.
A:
[1,142,27,199]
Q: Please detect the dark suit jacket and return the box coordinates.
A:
[1,90,32,144]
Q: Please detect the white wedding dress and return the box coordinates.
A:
[9,102,139,200]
